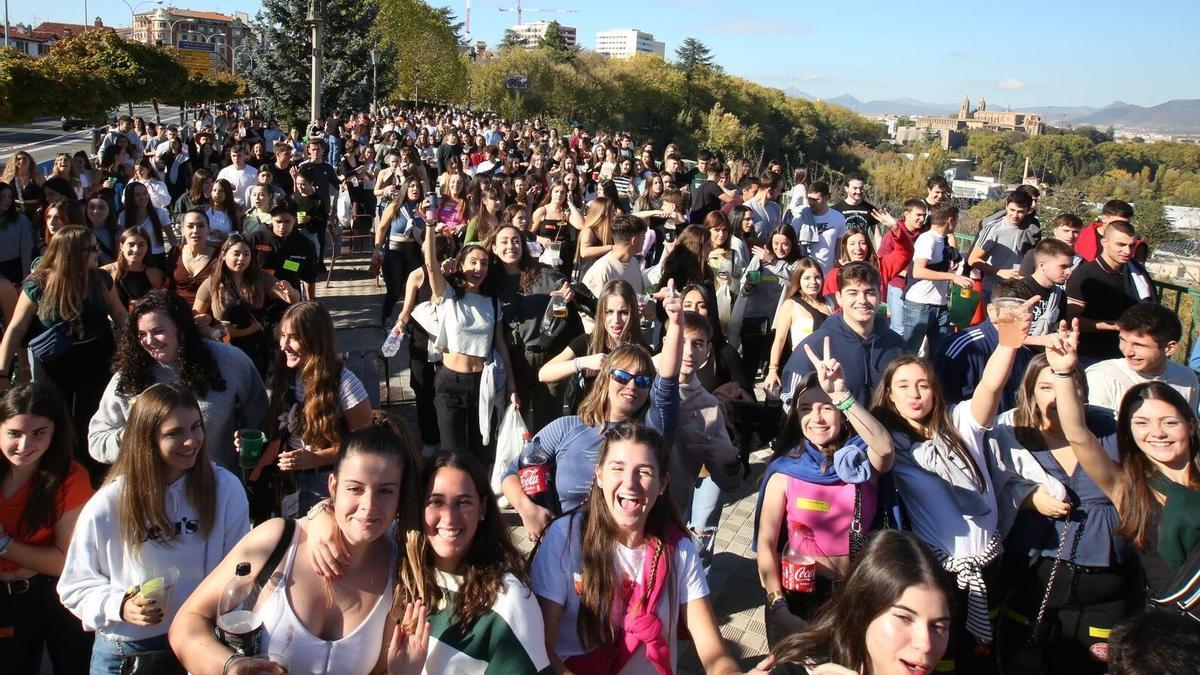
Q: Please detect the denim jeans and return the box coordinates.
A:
[902,299,951,356]
[886,284,905,335]
[687,475,729,572]
[90,632,171,675]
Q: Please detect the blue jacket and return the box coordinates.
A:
[935,320,1034,411]
[780,313,908,410]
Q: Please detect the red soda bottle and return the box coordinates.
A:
[517,434,561,515]
[781,525,817,593]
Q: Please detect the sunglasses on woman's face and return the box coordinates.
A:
[610,368,652,389]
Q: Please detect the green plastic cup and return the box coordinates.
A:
[238,429,266,470]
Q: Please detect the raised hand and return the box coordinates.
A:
[1044,318,1080,373]
[992,295,1039,348]
[387,601,430,675]
[660,278,682,322]
[802,336,848,399]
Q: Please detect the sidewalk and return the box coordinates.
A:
[319,252,773,673]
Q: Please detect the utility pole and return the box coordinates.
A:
[307,0,323,124]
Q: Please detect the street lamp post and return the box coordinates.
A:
[119,0,163,42]
[369,49,379,113]
[166,17,194,46]
[306,0,324,124]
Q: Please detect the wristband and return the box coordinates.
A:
[766,590,786,608]
[1050,369,1074,378]
[835,394,856,411]
[768,365,779,372]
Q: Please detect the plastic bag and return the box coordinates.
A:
[490,403,528,499]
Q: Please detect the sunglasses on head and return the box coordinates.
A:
[610,368,652,389]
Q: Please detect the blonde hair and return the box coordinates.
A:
[31,226,99,324]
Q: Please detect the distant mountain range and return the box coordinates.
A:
[780,88,1200,134]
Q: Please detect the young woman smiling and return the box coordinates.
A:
[424,217,517,462]
[262,302,372,516]
[194,233,299,378]
[1045,319,1200,622]
[763,258,831,397]
[58,383,250,674]
[503,281,683,542]
[102,226,165,310]
[755,339,894,642]
[88,291,267,475]
[0,383,94,674]
[769,530,956,675]
[531,423,771,675]
[868,295,1039,674]
[170,426,424,675]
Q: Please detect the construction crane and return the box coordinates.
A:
[497,0,578,26]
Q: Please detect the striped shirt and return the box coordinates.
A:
[423,571,552,675]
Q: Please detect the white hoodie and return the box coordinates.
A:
[57,464,250,641]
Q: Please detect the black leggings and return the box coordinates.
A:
[740,316,772,381]
[998,553,1137,674]
[409,339,441,446]
[41,333,114,486]
[434,367,488,465]
[381,243,422,323]
[0,574,93,675]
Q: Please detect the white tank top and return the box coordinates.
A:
[257,525,395,675]
[787,298,817,346]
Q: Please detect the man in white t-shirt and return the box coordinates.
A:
[216,144,259,210]
[1086,303,1200,414]
[582,214,647,298]
[902,203,972,355]
[793,181,847,274]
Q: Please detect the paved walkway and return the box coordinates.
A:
[318,249,772,673]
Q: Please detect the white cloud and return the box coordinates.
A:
[998,78,1025,91]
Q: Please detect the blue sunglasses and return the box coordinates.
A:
[610,368,653,389]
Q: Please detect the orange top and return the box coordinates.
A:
[0,461,93,573]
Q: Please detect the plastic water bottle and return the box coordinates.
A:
[216,562,264,656]
[382,330,407,358]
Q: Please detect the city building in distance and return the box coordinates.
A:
[915,96,1045,136]
[595,29,665,59]
[509,21,577,50]
[131,7,257,71]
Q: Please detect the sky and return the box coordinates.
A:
[13,0,1200,109]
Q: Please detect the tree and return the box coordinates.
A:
[674,38,714,79]
[432,5,468,48]
[375,0,467,103]
[539,21,575,64]
[42,30,186,110]
[247,0,377,123]
[1133,199,1177,250]
[703,102,761,159]
[499,29,523,50]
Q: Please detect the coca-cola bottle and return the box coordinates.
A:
[216,562,265,656]
[780,525,816,593]
[517,434,561,515]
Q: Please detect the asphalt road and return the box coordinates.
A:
[0,103,187,173]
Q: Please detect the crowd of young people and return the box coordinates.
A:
[0,101,1196,675]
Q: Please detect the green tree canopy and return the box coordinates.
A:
[375,0,468,104]
[538,21,575,64]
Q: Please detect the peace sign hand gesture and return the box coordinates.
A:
[802,336,849,400]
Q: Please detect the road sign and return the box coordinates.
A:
[178,40,215,52]
[505,74,529,91]
[178,48,215,74]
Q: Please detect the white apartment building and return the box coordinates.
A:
[595,28,665,59]
[510,21,577,50]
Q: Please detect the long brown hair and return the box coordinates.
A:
[771,530,956,671]
[588,280,648,356]
[111,383,216,558]
[404,451,528,629]
[208,234,265,317]
[112,225,151,282]
[1011,353,1087,450]
[30,225,100,324]
[121,181,166,246]
[0,382,75,537]
[870,355,985,490]
[1114,382,1200,551]
[577,345,657,428]
[268,302,345,450]
[579,196,615,260]
[782,257,825,304]
[572,423,684,648]
[836,225,879,267]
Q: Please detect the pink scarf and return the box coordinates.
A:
[564,528,684,675]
